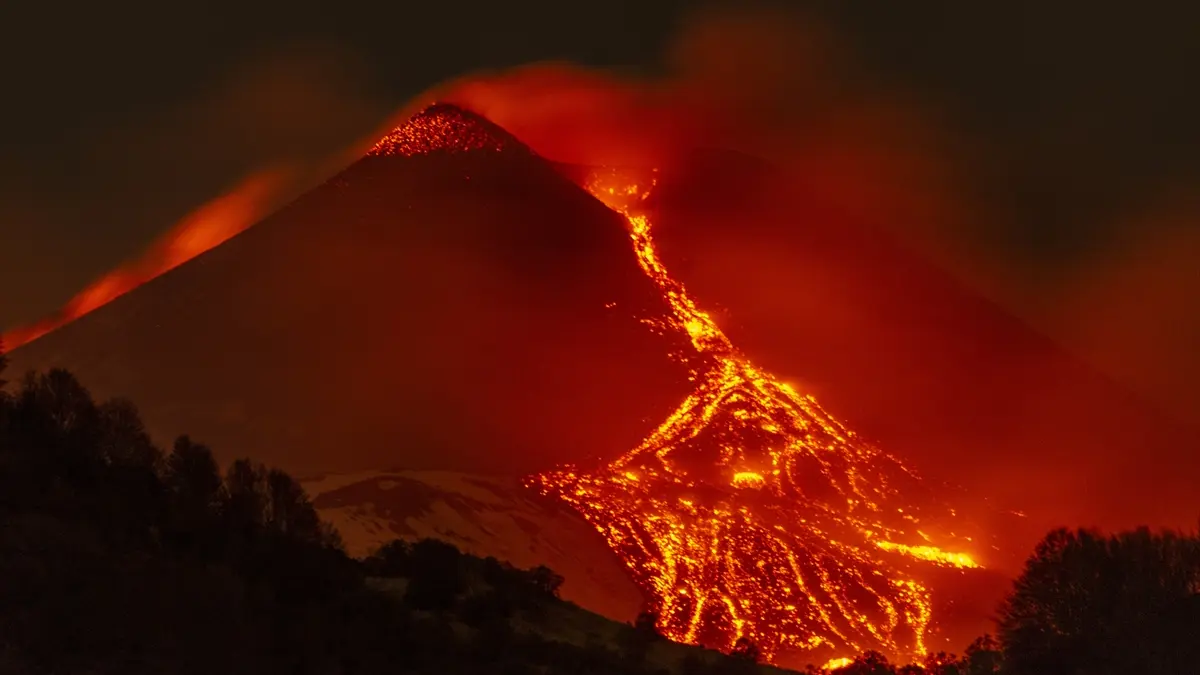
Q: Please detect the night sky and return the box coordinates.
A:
[2,0,1198,425]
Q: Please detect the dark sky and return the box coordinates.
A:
[2,0,1198,423]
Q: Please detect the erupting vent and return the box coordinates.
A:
[368,103,531,157]
[526,168,982,664]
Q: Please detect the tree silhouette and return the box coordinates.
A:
[264,467,326,543]
[163,435,224,557]
[618,610,663,663]
[165,436,223,509]
[366,539,413,577]
[527,564,565,599]
[404,538,466,610]
[958,634,1002,675]
[223,457,269,551]
[833,650,892,675]
[634,609,663,640]
[15,369,103,480]
[3,370,105,516]
[93,398,163,542]
[920,651,960,675]
[0,339,7,441]
[0,336,8,390]
[729,637,761,663]
[999,526,1200,675]
[96,398,159,469]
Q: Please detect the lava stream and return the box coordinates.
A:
[530,167,979,664]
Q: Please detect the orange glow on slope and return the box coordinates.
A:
[824,657,854,671]
[873,542,979,569]
[529,167,982,663]
[3,168,293,350]
[1,103,514,352]
[368,103,530,157]
[732,471,766,489]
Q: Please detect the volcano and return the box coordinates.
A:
[5,102,1193,668]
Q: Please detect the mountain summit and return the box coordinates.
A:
[367,103,535,157]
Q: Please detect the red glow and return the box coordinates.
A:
[1,94,1000,664]
[527,167,981,664]
[3,168,293,350]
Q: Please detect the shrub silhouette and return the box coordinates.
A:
[998,526,1200,675]
[4,363,1197,675]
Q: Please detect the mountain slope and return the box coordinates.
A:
[304,469,645,622]
[6,105,690,477]
[7,104,1190,661]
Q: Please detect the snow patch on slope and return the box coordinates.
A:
[303,470,645,622]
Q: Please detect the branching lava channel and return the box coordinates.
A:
[529,167,981,665]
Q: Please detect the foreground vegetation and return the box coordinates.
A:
[0,345,1197,674]
[0,350,781,675]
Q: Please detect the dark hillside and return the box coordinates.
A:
[7,105,689,477]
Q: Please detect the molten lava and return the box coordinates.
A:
[529,167,981,664]
[368,103,532,157]
[4,100,985,665]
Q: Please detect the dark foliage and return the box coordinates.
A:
[730,637,762,663]
[635,609,664,638]
[821,526,1199,675]
[4,366,1198,675]
[832,651,893,675]
[362,537,412,576]
[0,366,768,675]
[0,368,360,674]
[403,537,469,610]
[997,526,1200,675]
[617,610,662,663]
[619,609,667,663]
[957,635,1003,675]
[528,563,566,598]
[365,538,566,619]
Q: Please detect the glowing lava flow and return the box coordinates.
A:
[530,167,980,664]
[1,99,982,664]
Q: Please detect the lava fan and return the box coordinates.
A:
[530,168,982,665]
